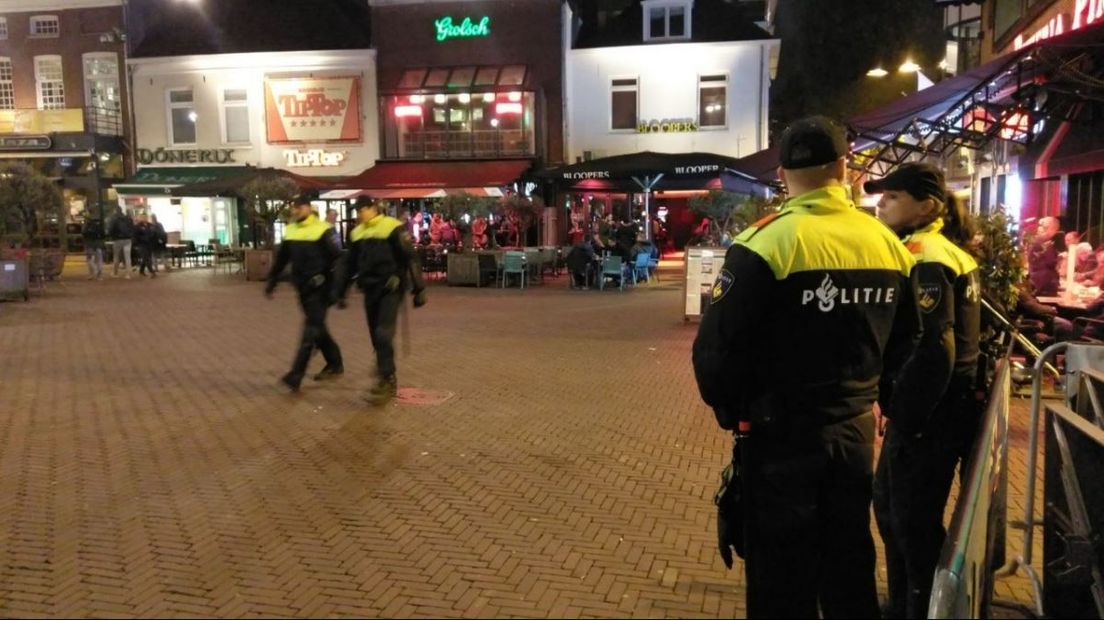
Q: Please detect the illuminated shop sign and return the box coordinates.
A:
[137,148,236,165]
[283,149,346,167]
[636,119,699,134]
[435,16,490,42]
[264,76,362,144]
[1013,0,1104,49]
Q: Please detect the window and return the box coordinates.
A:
[699,74,726,128]
[0,18,8,40]
[167,88,196,145]
[398,69,427,89]
[35,56,65,110]
[0,58,13,110]
[610,78,638,131]
[30,15,60,38]
[221,88,250,144]
[84,53,121,134]
[994,0,1024,39]
[643,1,691,41]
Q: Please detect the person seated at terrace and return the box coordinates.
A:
[565,240,597,289]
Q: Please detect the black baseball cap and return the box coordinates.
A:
[292,190,319,205]
[863,162,946,201]
[779,116,849,170]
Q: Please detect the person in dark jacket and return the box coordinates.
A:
[150,214,169,273]
[133,214,157,278]
[108,206,134,279]
[692,117,921,619]
[338,197,427,406]
[81,214,105,280]
[264,192,344,392]
[1028,216,1060,296]
[868,163,982,619]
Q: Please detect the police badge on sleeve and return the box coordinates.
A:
[918,281,942,313]
[711,269,735,304]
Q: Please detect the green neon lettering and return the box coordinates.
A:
[435,16,490,42]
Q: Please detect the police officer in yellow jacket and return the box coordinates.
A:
[692,116,922,619]
[868,163,982,619]
[265,191,345,392]
[338,198,427,406]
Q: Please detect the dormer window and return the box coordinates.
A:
[643,0,692,42]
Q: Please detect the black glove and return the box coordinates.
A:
[714,447,746,569]
[413,289,427,308]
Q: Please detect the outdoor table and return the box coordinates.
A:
[165,244,187,268]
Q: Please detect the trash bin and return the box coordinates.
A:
[0,258,29,301]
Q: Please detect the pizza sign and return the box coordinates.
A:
[264,76,362,144]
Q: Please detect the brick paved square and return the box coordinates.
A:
[0,266,1042,618]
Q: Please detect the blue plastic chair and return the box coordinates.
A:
[501,251,527,289]
[599,255,624,291]
[632,252,651,284]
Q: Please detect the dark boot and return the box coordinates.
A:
[364,375,397,405]
[280,372,302,393]
[313,365,344,381]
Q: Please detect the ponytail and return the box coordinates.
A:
[937,192,975,249]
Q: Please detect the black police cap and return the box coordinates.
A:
[863,162,947,202]
[778,116,849,170]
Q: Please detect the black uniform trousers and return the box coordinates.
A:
[288,288,343,382]
[745,411,879,619]
[873,387,982,619]
[363,287,402,378]
[137,244,154,275]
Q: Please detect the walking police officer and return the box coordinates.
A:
[692,116,922,618]
[869,163,982,619]
[338,198,427,406]
[264,191,344,392]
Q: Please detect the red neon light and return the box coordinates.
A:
[495,102,523,115]
[395,105,423,118]
[1001,112,1030,140]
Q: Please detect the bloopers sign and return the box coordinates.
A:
[264,76,362,144]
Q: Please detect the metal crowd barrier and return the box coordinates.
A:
[929,354,1012,618]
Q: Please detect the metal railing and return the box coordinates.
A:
[929,352,1012,618]
[399,129,533,159]
[84,105,123,136]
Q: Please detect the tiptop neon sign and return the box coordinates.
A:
[1013,0,1103,49]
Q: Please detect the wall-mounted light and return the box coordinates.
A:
[483,93,496,102]
[495,102,522,115]
[409,94,425,104]
[899,60,920,73]
[458,93,471,104]
[395,105,423,118]
[866,67,888,78]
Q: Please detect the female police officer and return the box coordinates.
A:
[868,163,982,619]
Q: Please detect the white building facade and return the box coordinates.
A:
[121,49,379,245]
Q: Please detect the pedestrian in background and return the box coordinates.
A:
[692,116,921,619]
[326,208,343,251]
[109,206,134,279]
[81,214,105,280]
[869,163,982,619]
[337,197,427,406]
[151,214,169,273]
[134,214,156,278]
[264,191,344,392]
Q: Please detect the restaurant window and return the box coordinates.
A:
[34,55,65,110]
[611,78,638,131]
[382,91,536,160]
[698,74,726,128]
[0,18,8,40]
[424,68,450,88]
[167,88,196,145]
[0,58,14,110]
[398,69,427,89]
[29,15,60,38]
[221,88,250,144]
[643,1,691,41]
[474,66,499,86]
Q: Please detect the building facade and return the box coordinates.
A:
[123,49,379,245]
[0,0,129,247]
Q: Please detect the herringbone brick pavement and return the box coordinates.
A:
[0,265,1042,618]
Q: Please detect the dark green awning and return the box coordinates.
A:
[113,166,251,196]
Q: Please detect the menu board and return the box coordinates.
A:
[684,246,726,320]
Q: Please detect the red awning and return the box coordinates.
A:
[334,160,531,196]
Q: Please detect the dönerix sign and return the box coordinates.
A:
[637,118,699,134]
[137,148,237,165]
[435,16,490,42]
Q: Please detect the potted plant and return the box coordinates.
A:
[241,174,298,280]
[688,190,775,245]
[439,192,500,249]
[0,163,64,291]
[501,193,542,248]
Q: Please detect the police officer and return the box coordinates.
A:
[868,163,982,619]
[264,191,344,392]
[692,116,921,619]
[338,198,427,406]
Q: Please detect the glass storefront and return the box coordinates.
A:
[382,91,536,160]
[145,196,237,245]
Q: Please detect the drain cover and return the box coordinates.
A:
[396,387,455,406]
